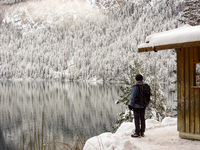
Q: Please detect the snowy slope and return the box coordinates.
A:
[2,0,96,28]
[0,0,184,82]
[83,117,200,150]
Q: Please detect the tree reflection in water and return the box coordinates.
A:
[0,81,124,149]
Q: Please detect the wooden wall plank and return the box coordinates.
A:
[198,47,200,62]
[176,49,183,132]
[177,49,181,131]
[197,89,200,134]
[189,47,194,134]
[194,46,200,134]
[194,87,200,134]
[197,47,200,134]
[180,48,185,132]
[185,47,190,133]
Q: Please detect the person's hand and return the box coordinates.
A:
[128,105,133,110]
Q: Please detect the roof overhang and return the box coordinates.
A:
[138,41,200,52]
[138,25,200,53]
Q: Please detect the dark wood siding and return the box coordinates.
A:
[190,47,194,134]
[177,46,200,135]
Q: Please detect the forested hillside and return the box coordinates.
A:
[0,0,185,82]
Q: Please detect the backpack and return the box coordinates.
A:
[134,84,151,107]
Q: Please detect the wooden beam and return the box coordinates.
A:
[138,47,153,52]
[191,86,200,88]
[138,41,200,53]
[179,132,200,141]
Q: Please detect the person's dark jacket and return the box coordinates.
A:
[130,81,145,108]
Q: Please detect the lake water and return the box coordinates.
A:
[0,81,124,149]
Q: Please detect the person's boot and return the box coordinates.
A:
[131,132,140,138]
[141,132,145,137]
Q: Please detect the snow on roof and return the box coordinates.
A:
[138,25,200,49]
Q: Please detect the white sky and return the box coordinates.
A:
[138,25,200,49]
[83,117,200,150]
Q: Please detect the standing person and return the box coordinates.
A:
[129,74,150,138]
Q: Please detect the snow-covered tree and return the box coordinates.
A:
[145,73,171,122]
[114,58,172,130]
[0,0,184,83]
[114,59,143,129]
[179,0,200,26]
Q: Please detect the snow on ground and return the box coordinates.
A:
[83,117,200,150]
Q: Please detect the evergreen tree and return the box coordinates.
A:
[115,60,171,130]
[180,0,200,26]
[146,73,170,122]
[115,59,143,129]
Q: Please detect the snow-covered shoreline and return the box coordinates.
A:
[83,117,200,150]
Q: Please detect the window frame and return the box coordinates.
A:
[191,62,200,88]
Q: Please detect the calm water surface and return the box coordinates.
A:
[0,81,124,149]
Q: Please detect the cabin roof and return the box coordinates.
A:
[138,25,200,52]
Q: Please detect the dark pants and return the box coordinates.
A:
[133,108,146,133]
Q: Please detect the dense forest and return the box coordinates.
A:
[0,0,185,83]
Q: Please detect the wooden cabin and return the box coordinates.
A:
[138,25,200,140]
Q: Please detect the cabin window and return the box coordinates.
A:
[196,63,200,86]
